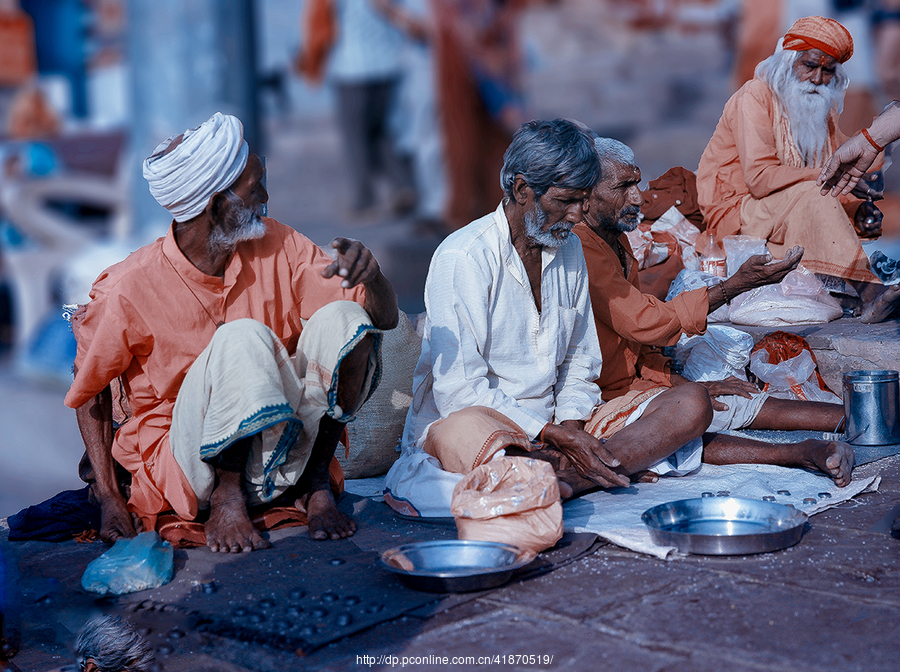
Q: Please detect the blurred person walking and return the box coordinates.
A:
[373,0,448,233]
[298,0,417,218]
[432,0,527,232]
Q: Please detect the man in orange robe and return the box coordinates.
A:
[65,113,399,552]
[697,16,898,322]
[576,135,854,488]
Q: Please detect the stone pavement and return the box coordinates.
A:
[3,454,899,671]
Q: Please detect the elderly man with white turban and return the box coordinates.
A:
[698,16,899,323]
[65,113,398,553]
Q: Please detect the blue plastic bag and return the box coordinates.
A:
[81,532,174,595]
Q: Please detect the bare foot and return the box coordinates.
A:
[301,489,357,540]
[860,284,900,323]
[799,439,855,487]
[206,471,271,553]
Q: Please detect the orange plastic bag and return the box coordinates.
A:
[450,456,563,561]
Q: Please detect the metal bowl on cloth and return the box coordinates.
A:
[641,497,808,556]
[380,540,532,593]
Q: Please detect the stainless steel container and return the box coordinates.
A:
[842,370,900,445]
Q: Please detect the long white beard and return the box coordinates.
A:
[758,50,847,168]
[780,78,838,167]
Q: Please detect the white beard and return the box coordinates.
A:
[758,50,848,168]
[779,77,838,167]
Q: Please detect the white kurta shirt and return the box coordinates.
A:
[385,203,604,516]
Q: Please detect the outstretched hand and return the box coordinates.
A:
[541,421,631,489]
[321,237,381,289]
[818,133,881,197]
[699,376,759,412]
[731,246,803,291]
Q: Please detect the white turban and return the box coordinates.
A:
[142,112,249,223]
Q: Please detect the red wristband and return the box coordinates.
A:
[862,128,885,153]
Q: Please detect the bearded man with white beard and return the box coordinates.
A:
[697,16,899,323]
[66,113,398,552]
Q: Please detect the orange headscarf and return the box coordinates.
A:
[782,16,853,64]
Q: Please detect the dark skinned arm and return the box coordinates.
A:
[73,370,137,543]
[707,246,804,313]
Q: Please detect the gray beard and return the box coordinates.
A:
[601,206,641,233]
[524,202,570,248]
[209,203,267,254]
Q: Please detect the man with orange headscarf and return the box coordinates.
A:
[698,16,899,323]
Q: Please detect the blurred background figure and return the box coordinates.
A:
[432,0,527,231]
[374,0,448,235]
[298,0,417,219]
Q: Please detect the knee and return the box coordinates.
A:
[210,319,277,355]
[674,382,714,430]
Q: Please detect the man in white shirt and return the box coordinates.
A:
[385,119,646,517]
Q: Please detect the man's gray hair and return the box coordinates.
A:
[75,615,154,672]
[500,119,601,199]
[592,137,636,174]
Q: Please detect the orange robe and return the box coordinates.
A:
[574,223,708,402]
[697,78,875,283]
[64,219,365,524]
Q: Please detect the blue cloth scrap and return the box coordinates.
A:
[7,486,101,542]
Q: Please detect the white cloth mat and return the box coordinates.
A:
[563,463,880,560]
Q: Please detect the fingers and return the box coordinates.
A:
[710,399,729,412]
[321,237,378,288]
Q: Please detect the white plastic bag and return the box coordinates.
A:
[722,235,768,278]
[728,268,842,327]
[749,348,841,403]
[675,325,754,382]
[666,269,730,322]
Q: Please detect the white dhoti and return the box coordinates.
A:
[170,301,381,509]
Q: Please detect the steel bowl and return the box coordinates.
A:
[641,497,808,555]
[380,540,532,593]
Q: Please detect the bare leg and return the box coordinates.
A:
[601,383,713,475]
[746,397,844,432]
[294,335,375,540]
[510,384,713,497]
[703,433,854,487]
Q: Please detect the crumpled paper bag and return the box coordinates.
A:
[450,456,563,561]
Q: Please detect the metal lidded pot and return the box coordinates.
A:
[842,370,900,445]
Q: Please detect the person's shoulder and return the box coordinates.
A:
[435,209,502,258]
[734,78,773,107]
[90,237,165,299]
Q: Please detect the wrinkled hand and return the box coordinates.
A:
[818,133,881,196]
[699,376,758,412]
[322,237,381,288]
[854,201,883,238]
[98,492,138,544]
[541,421,630,489]
[731,246,803,292]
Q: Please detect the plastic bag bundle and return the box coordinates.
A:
[666,269,731,323]
[81,532,174,595]
[450,456,563,562]
[728,268,842,327]
[748,331,841,403]
[676,325,754,382]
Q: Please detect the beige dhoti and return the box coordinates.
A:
[740,181,876,284]
[170,301,381,511]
